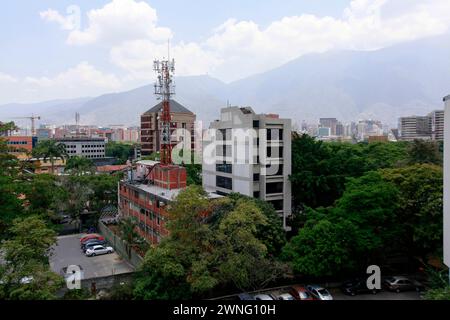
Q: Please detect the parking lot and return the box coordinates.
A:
[50,234,134,280]
[329,288,422,300]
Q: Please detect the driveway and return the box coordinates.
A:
[50,234,134,280]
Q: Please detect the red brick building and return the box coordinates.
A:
[118,161,220,245]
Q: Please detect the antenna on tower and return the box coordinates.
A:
[153,57,176,165]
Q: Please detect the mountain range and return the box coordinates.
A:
[1,34,450,128]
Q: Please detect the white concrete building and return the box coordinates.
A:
[57,137,106,159]
[444,94,450,270]
[202,107,292,231]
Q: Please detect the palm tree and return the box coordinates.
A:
[119,217,142,259]
[32,140,68,174]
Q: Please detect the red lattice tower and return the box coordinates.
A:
[153,59,175,165]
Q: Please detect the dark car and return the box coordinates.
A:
[82,240,107,252]
[340,279,380,296]
[81,238,106,247]
[238,293,255,300]
[383,276,424,293]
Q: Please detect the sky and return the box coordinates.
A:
[1,0,450,104]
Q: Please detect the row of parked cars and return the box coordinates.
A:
[80,234,114,257]
[238,276,425,301]
[239,285,333,301]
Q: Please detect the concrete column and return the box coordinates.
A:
[443,95,450,277]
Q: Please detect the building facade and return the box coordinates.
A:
[5,136,37,159]
[398,111,444,141]
[57,137,106,159]
[118,161,221,245]
[443,95,450,269]
[319,118,338,136]
[202,107,292,231]
[140,100,196,156]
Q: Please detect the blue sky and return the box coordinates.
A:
[1,0,449,104]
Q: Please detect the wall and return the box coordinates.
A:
[444,95,450,268]
[98,222,144,269]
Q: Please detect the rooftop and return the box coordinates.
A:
[143,99,194,115]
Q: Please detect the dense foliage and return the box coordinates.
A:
[133,186,289,299]
[105,141,136,164]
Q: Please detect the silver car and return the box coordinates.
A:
[85,245,114,257]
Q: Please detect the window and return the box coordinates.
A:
[216,176,232,190]
[266,182,283,194]
[253,120,260,128]
[253,173,260,182]
[216,163,232,174]
[253,191,260,198]
[269,199,283,211]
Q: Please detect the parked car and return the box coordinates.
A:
[254,294,274,301]
[340,278,380,296]
[275,293,296,300]
[80,234,104,244]
[289,285,314,300]
[238,293,255,300]
[306,285,333,300]
[383,276,424,293]
[82,240,107,252]
[85,245,114,257]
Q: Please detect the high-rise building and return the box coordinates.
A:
[140,100,196,156]
[398,111,444,141]
[336,122,344,136]
[202,107,292,231]
[429,110,445,141]
[319,118,338,136]
[444,95,450,270]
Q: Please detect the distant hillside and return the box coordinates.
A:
[1,34,450,127]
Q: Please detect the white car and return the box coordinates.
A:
[276,293,295,300]
[254,294,274,301]
[85,245,114,257]
[306,285,333,300]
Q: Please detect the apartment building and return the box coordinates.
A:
[57,137,106,159]
[119,160,221,245]
[140,100,196,156]
[202,107,292,231]
[398,111,445,141]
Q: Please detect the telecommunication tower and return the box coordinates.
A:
[153,58,176,165]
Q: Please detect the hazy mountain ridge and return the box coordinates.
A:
[1,34,450,128]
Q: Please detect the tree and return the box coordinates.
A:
[407,139,442,165]
[133,187,290,299]
[65,156,95,175]
[282,219,358,276]
[0,216,64,300]
[381,164,443,259]
[105,141,135,164]
[119,217,145,259]
[32,139,68,174]
[185,164,202,186]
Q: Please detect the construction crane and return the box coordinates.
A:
[12,115,41,136]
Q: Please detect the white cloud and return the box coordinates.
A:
[0,63,122,104]
[40,8,79,31]
[205,0,450,81]
[65,0,172,46]
[110,40,222,80]
[0,72,18,83]
[37,0,450,84]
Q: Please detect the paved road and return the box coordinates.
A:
[329,288,422,300]
[50,234,134,280]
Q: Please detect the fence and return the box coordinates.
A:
[98,221,144,269]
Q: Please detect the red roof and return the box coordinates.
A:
[97,165,128,173]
